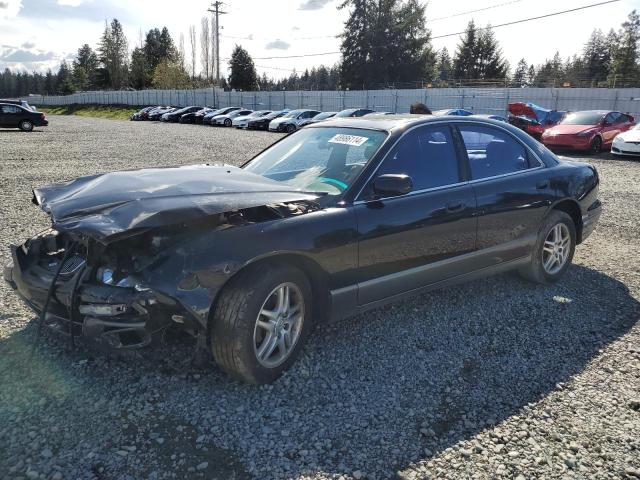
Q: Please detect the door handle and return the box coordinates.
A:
[536,180,550,190]
[446,201,465,212]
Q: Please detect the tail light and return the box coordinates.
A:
[40,113,46,120]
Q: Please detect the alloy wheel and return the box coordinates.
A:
[591,137,602,154]
[542,223,571,275]
[253,282,304,368]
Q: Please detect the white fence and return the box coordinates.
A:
[24,87,640,117]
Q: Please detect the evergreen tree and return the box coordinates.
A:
[609,10,640,86]
[513,58,529,87]
[453,21,478,80]
[56,61,75,94]
[44,70,56,94]
[130,46,150,89]
[583,29,611,85]
[73,44,99,89]
[228,45,258,91]
[97,19,129,89]
[339,0,435,88]
[437,47,453,85]
[476,26,507,81]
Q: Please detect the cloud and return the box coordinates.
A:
[292,26,300,31]
[0,0,21,18]
[19,0,132,22]
[265,39,290,50]
[21,40,35,48]
[298,0,332,10]
[0,48,55,62]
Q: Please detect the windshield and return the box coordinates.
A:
[315,112,336,120]
[560,112,604,125]
[335,109,356,118]
[284,110,302,118]
[243,127,387,195]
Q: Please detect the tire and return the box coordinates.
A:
[518,210,576,284]
[211,263,313,384]
[19,120,34,132]
[224,118,232,127]
[286,124,296,134]
[589,136,602,155]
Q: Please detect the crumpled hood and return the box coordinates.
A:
[33,165,318,243]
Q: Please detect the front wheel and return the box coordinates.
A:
[211,263,312,384]
[519,210,576,284]
[19,120,34,132]
[589,136,602,155]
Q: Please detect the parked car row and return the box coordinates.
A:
[506,102,638,156]
[129,104,639,157]
[129,105,379,132]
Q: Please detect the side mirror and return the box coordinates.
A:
[373,174,413,198]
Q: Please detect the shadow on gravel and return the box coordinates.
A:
[0,264,638,479]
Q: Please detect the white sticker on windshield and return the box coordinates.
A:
[328,134,369,147]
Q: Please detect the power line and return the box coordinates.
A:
[431,0,622,39]
[247,0,622,60]
[427,0,525,22]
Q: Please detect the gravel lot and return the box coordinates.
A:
[1,115,639,480]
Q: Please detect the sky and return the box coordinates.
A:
[0,0,637,79]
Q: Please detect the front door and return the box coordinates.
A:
[355,124,477,305]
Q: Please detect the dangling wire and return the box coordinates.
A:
[30,242,77,358]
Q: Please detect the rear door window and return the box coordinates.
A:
[458,124,533,180]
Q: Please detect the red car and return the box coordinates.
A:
[541,110,635,154]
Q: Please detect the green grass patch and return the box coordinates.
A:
[39,105,141,121]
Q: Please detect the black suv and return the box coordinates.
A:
[0,103,48,131]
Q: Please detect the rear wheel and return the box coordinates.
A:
[211,263,312,384]
[519,210,576,284]
[224,118,232,127]
[19,120,34,132]
[589,136,602,155]
[286,124,296,134]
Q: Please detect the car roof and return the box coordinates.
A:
[568,110,610,114]
[308,113,512,132]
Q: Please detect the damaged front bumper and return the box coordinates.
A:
[4,243,187,349]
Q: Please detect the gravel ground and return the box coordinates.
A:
[1,115,639,480]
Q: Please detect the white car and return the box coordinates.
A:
[232,110,272,129]
[612,124,640,156]
[268,109,320,133]
[212,109,253,127]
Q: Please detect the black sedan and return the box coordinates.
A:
[161,106,203,123]
[180,107,213,124]
[148,106,176,121]
[247,109,290,130]
[4,116,602,383]
[0,102,48,131]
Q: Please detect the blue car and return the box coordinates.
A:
[433,108,474,116]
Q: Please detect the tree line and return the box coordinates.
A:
[0,4,638,98]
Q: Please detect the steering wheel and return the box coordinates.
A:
[306,176,348,193]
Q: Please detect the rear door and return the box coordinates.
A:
[457,122,551,266]
[355,124,477,305]
[0,105,21,127]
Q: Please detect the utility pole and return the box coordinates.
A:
[207,1,227,85]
